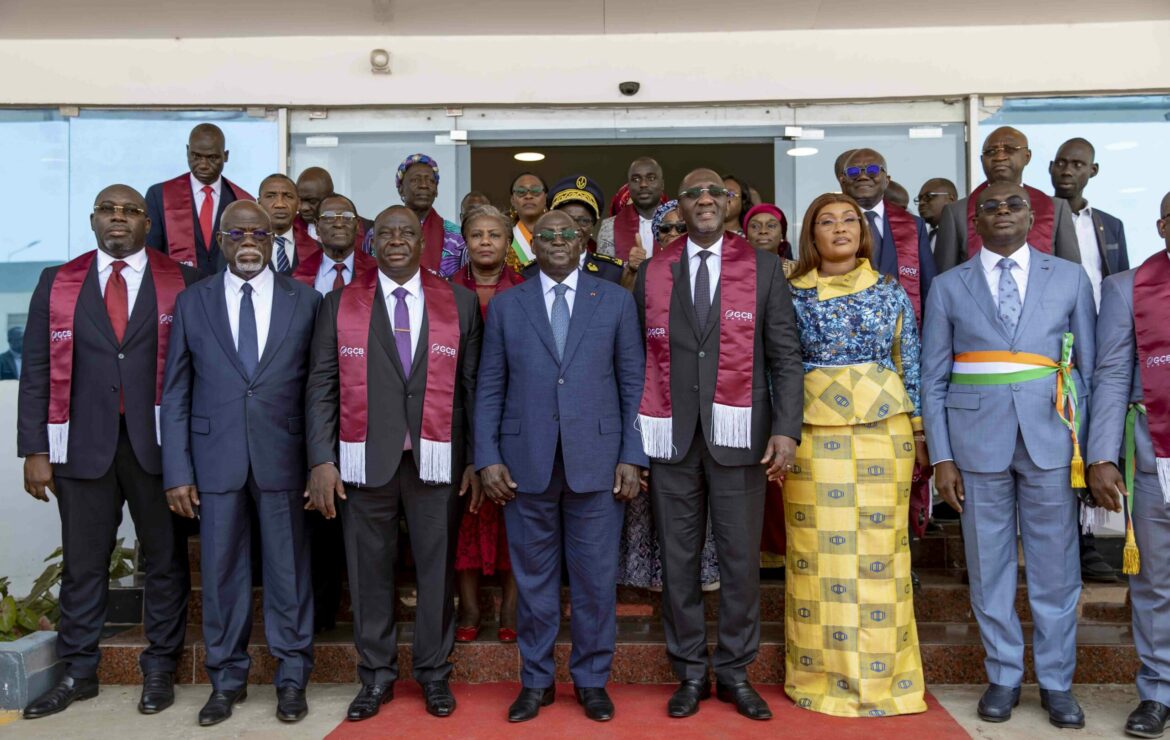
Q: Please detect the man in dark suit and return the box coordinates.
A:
[18,184,197,720]
[145,123,254,277]
[296,166,371,253]
[633,169,803,721]
[161,201,321,727]
[476,211,647,723]
[257,173,316,274]
[915,178,959,254]
[0,325,22,379]
[306,205,482,722]
[934,127,1080,272]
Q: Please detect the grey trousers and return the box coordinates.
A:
[1131,470,1170,704]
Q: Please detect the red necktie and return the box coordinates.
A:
[198,184,215,249]
[332,263,346,291]
[106,260,129,413]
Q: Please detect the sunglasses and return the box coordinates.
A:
[678,185,730,201]
[657,223,687,235]
[982,144,1026,157]
[219,228,272,242]
[843,164,885,180]
[534,228,581,241]
[913,192,951,205]
[977,197,1030,215]
[512,186,546,197]
[93,203,146,217]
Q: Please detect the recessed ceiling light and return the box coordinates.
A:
[514,152,545,162]
[787,147,819,157]
[1105,141,1139,151]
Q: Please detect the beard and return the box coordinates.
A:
[233,249,265,276]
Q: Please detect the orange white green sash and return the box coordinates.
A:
[950,332,1085,486]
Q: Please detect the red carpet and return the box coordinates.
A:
[326,683,969,739]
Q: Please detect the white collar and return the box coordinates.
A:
[190,174,222,196]
[687,236,724,261]
[865,200,887,219]
[323,250,355,270]
[540,267,580,296]
[1071,202,1093,218]
[379,268,422,300]
[277,228,295,244]
[224,264,274,295]
[97,247,148,273]
[979,243,1032,275]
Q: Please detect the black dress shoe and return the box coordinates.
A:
[138,672,175,714]
[23,676,99,719]
[1127,700,1170,738]
[1040,689,1085,729]
[422,680,456,717]
[508,687,555,722]
[668,678,711,718]
[977,683,1020,722]
[198,688,247,727]
[276,686,308,722]
[716,680,772,720]
[1081,546,1119,583]
[347,682,395,721]
[575,687,614,721]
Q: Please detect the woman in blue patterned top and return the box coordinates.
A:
[781,192,927,718]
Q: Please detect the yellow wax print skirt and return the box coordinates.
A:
[783,409,926,717]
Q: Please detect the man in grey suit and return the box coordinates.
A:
[922,182,1096,728]
[1086,191,1170,739]
[934,127,1080,272]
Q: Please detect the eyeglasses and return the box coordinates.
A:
[319,210,356,222]
[219,228,272,242]
[512,186,546,197]
[93,203,146,217]
[815,215,862,230]
[982,144,1026,157]
[843,164,885,180]
[678,186,730,201]
[534,228,581,241]
[658,223,687,236]
[977,197,1030,215]
[913,192,952,205]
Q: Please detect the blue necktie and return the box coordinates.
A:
[864,210,882,264]
[238,282,259,378]
[551,283,570,361]
[274,236,290,273]
[996,257,1022,336]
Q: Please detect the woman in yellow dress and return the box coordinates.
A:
[783,192,928,717]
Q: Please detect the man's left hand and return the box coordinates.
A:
[613,463,642,501]
[761,435,798,482]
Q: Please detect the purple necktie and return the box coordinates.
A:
[392,286,412,377]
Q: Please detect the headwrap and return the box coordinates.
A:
[742,203,793,261]
[396,153,440,190]
[651,200,679,241]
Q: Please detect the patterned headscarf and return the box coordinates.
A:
[396,153,440,190]
[651,199,680,238]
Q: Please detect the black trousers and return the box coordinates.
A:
[339,452,462,685]
[650,427,765,684]
[55,419,189,679]
[309,514,346,632]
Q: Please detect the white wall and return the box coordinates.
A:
[1,23,1168,107]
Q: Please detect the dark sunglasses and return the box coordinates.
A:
[512,186,546,197]
[913,192,951,205]
[844,164,885,180]
[678,185,730,201]
[534,228,581,241]
[657,223,687,235]
[977,197,1029,215]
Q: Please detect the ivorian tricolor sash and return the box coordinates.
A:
[885,200,924,324]
[161,174,254,267]
[612,203,641,262]
[337,269,462,485]
[47,249,186,462]
[965,182,1055,260]
[638,233,757,458]
[950,333,1085,486]
[290,247,377,289]
[420,209,447,274]
[1133,251,1170,500]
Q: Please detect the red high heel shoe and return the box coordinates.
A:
[455,625,480,642]
[497,627,517,643]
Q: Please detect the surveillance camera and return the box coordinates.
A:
[370,48,391,74]
[619,81,640,97]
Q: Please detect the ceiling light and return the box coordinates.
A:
[514,152,545,162]
[1106,141,1139,151]
[909,126,943,139]
[787,147,819,157]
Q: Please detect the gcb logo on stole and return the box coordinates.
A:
[431,343,458,358]
[50,329,73,342]
[339,346,365,358]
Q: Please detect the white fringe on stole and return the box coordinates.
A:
[48,422,69,464]
[637,414,673,460]
[155,406,162,446]
[711,402,752,449]
[1080,503,1108,534]
[419,438,453,485]
[339,441,366,486]
[1158,457,1170,505]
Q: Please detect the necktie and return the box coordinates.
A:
[105,260,129,343]
[198,185,215,250]
[238,282,259,378]
[928,228,938,254]
[551,283,570,361]
[332,263,346,291]
[996,258,1022,336]
[693,250,712,331]
[864,210,882,263]
[392,287,412,377]
[274,235,290,273]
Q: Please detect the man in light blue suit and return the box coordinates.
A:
[922,182,1096,729]
[1086,191,1170,739]
[475,210,647,724]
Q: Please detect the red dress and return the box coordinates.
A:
[452,265,524,574]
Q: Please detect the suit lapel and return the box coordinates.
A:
[200,274,250,381]
[77,262,119,348]
[958,259,1012,345]
[519,278,561,362]
[254,275,298,379]
[1016,249,1054,335]
[671,254,701,340]
[880,223,897,275]
[120,263,156,346]
[1090,210,1111,275]
[699,282,721,344]
[560,272,601,368]
[408,307,429,393]
[370,280,407,383]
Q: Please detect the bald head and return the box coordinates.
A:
[372,205,422,283]
[1159,191,1170,250]
[296,167,335,225]
[628,156,665,214]
[94,183,145,209]
[91,184,149,258]
[219,201,273,279]
[532,211,584,281]
[1050,138,1098,206]
[981,126,1032,185]
[974,182,1032,252]
[187,123,228,186]
[834,149,858,178]
[916,178,958,226]
[840,149,890,209]
[677,168,727,246]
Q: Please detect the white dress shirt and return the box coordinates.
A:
[539,267,579,320]
[379,268,424,361]
[638,215,655,257]
[687,237,723,304]
[862,199,886,238]
[313,251,355,296]
[1070,205,1103,309]
[307,221,319,241]
[979,242,1031,308]
[224,267,274,358]
[271,228,295,270]
[97,247,148,314]
[190,174,222,230]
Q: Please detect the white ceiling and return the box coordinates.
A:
[3,0,1169,38]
